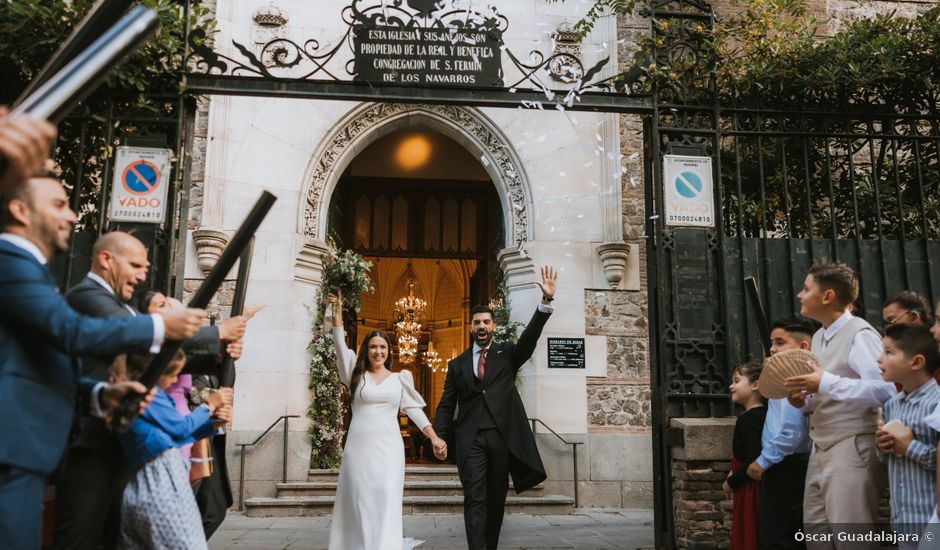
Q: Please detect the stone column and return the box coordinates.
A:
[670,417,735,549]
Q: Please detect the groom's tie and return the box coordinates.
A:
[477,348,488,379]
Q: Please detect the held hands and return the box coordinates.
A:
[534,265,558,304]
[432,436,448,461]
[161,306,207,340]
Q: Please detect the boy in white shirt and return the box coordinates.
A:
[785,264,895,548]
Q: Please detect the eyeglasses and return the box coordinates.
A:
[884,310,913,326]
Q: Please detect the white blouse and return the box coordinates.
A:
[332,327,431,431]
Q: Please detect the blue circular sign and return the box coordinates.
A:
[675,171,703,198]
[122,161,159,196]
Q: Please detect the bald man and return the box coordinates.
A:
[53,231,243,550]
[0,176,205,549]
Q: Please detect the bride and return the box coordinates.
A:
[327,290,447,550]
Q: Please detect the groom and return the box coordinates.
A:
[434,265,557,550]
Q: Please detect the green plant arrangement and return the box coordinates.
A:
[308,242,374,469]
[490,276,524,344]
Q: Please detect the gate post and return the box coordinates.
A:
[669,417,735,549]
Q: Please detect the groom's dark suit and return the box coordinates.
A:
[434,307,550,550]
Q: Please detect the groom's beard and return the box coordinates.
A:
[473,330,493,347]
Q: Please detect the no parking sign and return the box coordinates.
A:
[108,146,173,223]
[663,154,715,228]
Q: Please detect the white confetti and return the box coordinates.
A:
[555,104,565,112]
[508,87,516,93]
[628,152,640,160]
[649,215,660,220]
[630,176,638,187]
[480,155,489,166]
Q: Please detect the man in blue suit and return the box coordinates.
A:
[0,174,207,549]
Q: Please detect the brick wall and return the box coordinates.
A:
[673,460,734,549]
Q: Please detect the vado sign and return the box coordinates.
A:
[109,146,173,223]
[663,154,715,228]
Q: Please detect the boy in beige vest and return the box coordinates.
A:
[785,264,895,548]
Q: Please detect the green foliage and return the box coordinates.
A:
[307,243,373,469]
[0,0,213,105]
[491,276,524,344]
[563,0,940,240]
[307,327,346,469]
[0,1,214,231]
[313,241,375,330]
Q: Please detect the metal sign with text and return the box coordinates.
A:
[354,24,503,87]
[663,154,715,228]
[108,146,173,223]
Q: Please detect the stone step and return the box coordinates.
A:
[308,465,458,482]
[278,480,543,498]
[244,495,575,517]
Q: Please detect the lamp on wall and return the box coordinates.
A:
[395,280,426,365]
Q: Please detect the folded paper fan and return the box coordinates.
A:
[759,349,822,400]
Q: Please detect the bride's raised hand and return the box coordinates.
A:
[328,289,343,325]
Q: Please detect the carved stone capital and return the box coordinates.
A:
[598,242,639,290]
[191,230,230,276]
[294,238,331,285]
[497,247,537,293]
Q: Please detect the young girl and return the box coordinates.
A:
[115,351,231,549]
[723,361,767,550]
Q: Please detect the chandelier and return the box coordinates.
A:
[423,341,444,373]
[395,280,426,364]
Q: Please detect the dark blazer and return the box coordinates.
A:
[66,275,223,448]
[0,240,154,476]
[434,308,551,493]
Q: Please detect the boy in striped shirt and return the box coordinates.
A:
[875,323,940,548]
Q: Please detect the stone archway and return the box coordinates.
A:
[297,102,533,249]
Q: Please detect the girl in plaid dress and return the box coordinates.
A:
[115,351,231,549]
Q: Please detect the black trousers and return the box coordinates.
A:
[460,427,510,550]
[759,453,809,550]
[51,446,128,550]
[193,456,228,539]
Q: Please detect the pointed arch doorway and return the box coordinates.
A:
[327,124,505,462]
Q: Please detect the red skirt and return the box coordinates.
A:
[730,456,760,550]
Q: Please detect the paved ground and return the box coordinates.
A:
[210,509,656,549]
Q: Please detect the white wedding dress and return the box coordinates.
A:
[328,327,429,550]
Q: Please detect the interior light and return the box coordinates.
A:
[395,134,432,170]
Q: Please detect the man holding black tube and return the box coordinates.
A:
[0,174,206,549]
[50,231,247,550]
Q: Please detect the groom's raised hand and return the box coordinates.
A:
[534,265,557,305]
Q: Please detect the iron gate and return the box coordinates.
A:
[643,1,940,547]
[42,94,194,295]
